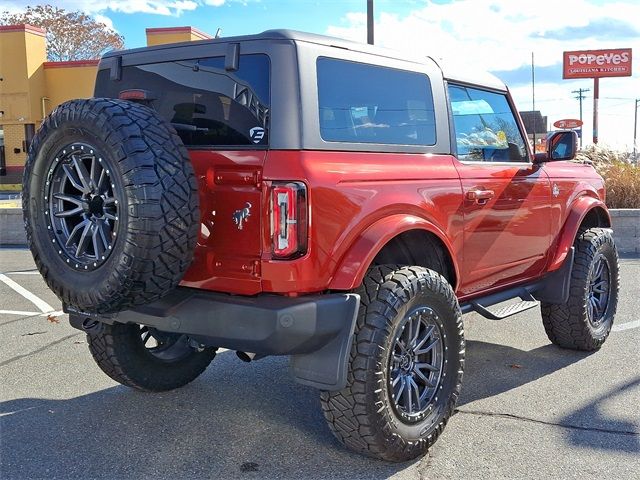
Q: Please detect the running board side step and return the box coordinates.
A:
[459,248,575,321]
[461,288,540,320]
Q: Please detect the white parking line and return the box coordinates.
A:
[0,310,42,316]
[0,309,65,317]
[612,320,640,332]
[0,273,54,313]
[2,271,40,275]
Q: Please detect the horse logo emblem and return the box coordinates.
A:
[233,202,252,230]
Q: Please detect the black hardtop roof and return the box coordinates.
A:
[101,28,506,91]
[102,29,427,64]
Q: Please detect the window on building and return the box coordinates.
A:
[317,58,436,146]
[448,84,527,162]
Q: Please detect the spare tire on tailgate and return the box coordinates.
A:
[22,98,199,314]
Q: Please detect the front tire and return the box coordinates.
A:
[320,266,464,462]
[87,323,216,391]
[541,227,619,351]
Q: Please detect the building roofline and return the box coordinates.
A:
[43,60,100,69]
[145,26,212,40]
[0,24,46,37]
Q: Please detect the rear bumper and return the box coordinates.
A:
[68,288,360,390]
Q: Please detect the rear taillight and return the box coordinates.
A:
[270,182,308,259]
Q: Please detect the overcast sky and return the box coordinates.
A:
[4,0,639,150]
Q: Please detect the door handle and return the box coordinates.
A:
[466,189,495,204]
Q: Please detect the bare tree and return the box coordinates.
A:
[1,5,124,61]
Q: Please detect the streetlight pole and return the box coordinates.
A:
[634,98,639,162]
[531,52,536,150]
[592,78,600,144]
[367,0,374,45]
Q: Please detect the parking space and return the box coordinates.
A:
[1,248,638,479]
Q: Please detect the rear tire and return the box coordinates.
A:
[23,98,199,313]
[541,228,619,351]
[320,265,464,462]
[87,323,216,392]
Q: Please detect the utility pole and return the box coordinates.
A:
[531,52,536,150]
[572,87,589,148]
[593,78,600,144]
[367,0,374,45]
[634,98,639,162]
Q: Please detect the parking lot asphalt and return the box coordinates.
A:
[1,247,638,480]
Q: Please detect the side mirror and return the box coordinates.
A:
[533,130,578,164]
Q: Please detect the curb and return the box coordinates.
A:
[609,209,640,255]
[0,208,26,246]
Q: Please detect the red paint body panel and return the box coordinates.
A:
[180,148,608,300]
[261,151,464,293]
[180,150,266,295]
[540,161,609,271]
[454,161,552,295]
[329,214,459,291]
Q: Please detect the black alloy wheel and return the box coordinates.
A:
[389,307,444,423]
[46,143,119,271]
[139,326,195,362]
[586,253,611,327]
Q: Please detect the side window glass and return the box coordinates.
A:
[317,58,436,146]
[120,54,270,147]
[448,85,528,162]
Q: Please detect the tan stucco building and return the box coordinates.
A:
[0,24,212,187]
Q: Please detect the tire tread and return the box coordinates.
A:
[22,98,199,313]
[320,265,464,462]
[541,227,619,351]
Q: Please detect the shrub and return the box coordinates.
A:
[576,144,632,165]
[597,160,640,208]
[576,145,639,209]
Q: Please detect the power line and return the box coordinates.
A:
[518,96,635,103]
[606,100,636,109]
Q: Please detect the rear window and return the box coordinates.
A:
[317,58,436,146]
[98,54,270,148]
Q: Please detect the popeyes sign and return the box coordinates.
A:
[563,48,632,79]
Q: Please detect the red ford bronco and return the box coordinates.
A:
[23,30,619,462]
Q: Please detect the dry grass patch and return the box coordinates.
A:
[576,146,639,209]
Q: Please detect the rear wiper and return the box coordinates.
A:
[170,122,209,132]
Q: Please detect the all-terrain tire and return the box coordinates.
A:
[320,266,464,462]
[87,323,216,391]
[23,98,199,313]
[541,228,619,350]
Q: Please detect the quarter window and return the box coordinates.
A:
[317,58,436,146]
[448,85,527,162]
